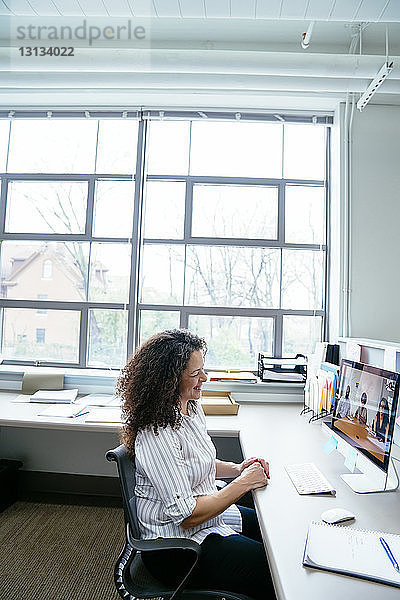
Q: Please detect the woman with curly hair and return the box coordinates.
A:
[116,329,275,600]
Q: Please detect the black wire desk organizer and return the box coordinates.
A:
[257,353,307,383]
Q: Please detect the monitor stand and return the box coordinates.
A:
[340,459,399,494]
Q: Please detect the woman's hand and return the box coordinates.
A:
[239,456,270,479]
[238,462,269,490]
[182,461,268,529]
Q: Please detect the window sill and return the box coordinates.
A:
[0,364,304,398]
[0,364,118,394]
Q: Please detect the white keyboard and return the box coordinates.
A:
[285,462,336,495]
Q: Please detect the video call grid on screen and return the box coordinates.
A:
[332,360,400,473]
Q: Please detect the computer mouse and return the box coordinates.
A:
[321,508,355,524]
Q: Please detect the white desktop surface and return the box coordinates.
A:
[1,392,400,599]
[238,403,400,600]
[0,391,241,435]
[0,391,119,432]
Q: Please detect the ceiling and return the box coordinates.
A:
[1,1,400,110]
[0,0,400,21]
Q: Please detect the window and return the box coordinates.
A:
[140,117,328,369]
[37,294,48,315]
[3,308,80,362]
[42,260,53,280]
[0,112,330,368]
[36,328,45,344]
[6,181,88,234]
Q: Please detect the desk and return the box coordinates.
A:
[0,391,241,479]
[0,391,240,436]
[238,403,400,600]
[1,393,400,599]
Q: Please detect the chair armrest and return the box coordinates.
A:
[127,526,201,556]
[106,446,126,462]
[132,537,201,554]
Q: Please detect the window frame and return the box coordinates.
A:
[0,111,331,369]
[139,119,330,365]
[0,172,139,369]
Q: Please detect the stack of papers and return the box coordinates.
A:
[81,394,121,407]
[261,370,304,382]
[208,371,257,383]
[38,405,89,418]
[261,357,308,367]
[29,389,79,403]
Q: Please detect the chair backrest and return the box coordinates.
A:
[106,444,141,539]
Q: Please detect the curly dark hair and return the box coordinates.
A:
[116,329,207,456]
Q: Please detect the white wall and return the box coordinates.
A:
[349,104,400,342]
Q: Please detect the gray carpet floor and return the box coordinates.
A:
[0,500,125,600]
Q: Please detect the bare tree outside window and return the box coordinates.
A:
[0,114,328,368]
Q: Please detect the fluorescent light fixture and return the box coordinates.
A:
[357,61,394,111]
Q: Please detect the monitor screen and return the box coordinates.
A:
[331,359,400,473]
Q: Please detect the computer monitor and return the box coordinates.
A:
[326,359,400,493]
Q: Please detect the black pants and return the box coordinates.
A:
[141,506,276,600]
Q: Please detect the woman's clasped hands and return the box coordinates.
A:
[238,456,270,490]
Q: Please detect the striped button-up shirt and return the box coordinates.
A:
[134,402,242,544]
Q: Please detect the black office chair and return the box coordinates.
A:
[106,444,253,600]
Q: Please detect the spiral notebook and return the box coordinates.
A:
[303,521,400,588]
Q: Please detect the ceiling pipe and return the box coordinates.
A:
[2,72,400,94]
[2,48,400,79]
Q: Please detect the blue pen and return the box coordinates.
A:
[75,409,89,418]
[380,537,400,572]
